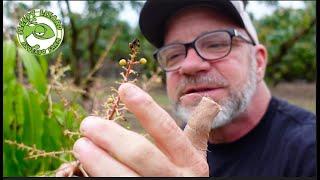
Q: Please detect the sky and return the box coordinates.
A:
[3,1,306,29]
[120,1,306,27]
[106,1,306,28]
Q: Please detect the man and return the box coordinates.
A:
[57,0,316,177]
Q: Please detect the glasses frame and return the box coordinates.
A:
[153,28,256,72]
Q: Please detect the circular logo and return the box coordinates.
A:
[16,9,64,56]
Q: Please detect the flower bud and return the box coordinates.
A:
[139,58,147,65]
[119,59,127,66]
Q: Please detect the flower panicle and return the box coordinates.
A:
[63,129,81,139]
[105,39,147,123]
[5,140,72,162]
[46,53,86,121]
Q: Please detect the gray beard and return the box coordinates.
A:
[172,59,257,129]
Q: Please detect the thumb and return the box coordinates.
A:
[183,97,221,158]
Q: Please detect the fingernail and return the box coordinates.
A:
[73,139,84,158]
[79,119,88,134]
[120,83,139,98]
[179,93,202,107]
[80,116,95,134]
[73,150,80,159]
[73,138,91,158]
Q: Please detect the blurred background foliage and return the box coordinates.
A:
[3,1,316,87]
[3,0,316,176]
[250,1,316,85]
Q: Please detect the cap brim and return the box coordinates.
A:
[139,0,245,48]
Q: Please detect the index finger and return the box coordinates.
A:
[118,83,200,166]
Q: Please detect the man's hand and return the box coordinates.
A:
[71,83,220,177]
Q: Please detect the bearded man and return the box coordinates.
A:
[57,0,316,177]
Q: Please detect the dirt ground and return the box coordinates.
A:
[269,82,316,113]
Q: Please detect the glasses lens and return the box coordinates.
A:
[157,44,186,71]
[195,31,231,60]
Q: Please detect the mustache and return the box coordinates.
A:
[175,72,229,99]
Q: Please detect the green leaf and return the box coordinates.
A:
[3,40,16,82]
[18,48,47,95]
[52,104,65,126]
[21,88,45,147]
[42,116,64,151]
[29,91,45,147]
[14,84,26,138]
[3,81,16,139]
[38,55,48,76]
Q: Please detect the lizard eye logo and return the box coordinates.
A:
[16,9,64,56]
[33,24,55,39]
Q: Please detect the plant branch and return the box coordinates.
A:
[107,39,140,120]
[271,17,315,64]
[81,27,122,87]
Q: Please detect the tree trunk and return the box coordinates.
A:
[65,0,81,85]
[269,17,315,86]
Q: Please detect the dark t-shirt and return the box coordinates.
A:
[207,96,316,177]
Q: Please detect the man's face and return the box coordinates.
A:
[163,7,258,129]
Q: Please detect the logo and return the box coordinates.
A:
[16,9,64,56]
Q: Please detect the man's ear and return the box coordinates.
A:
[253,45,268,82]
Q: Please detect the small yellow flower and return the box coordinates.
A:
[119,59,127,66]
[139,58,147,65]
[107,97,113,104]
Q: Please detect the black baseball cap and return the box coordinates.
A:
[139,0,259,48]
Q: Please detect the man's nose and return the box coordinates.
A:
[178,48,211,75]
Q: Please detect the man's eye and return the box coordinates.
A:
[168,53,184,61]
[206,42,228,48]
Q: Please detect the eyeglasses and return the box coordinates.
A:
[153,29,256,72]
